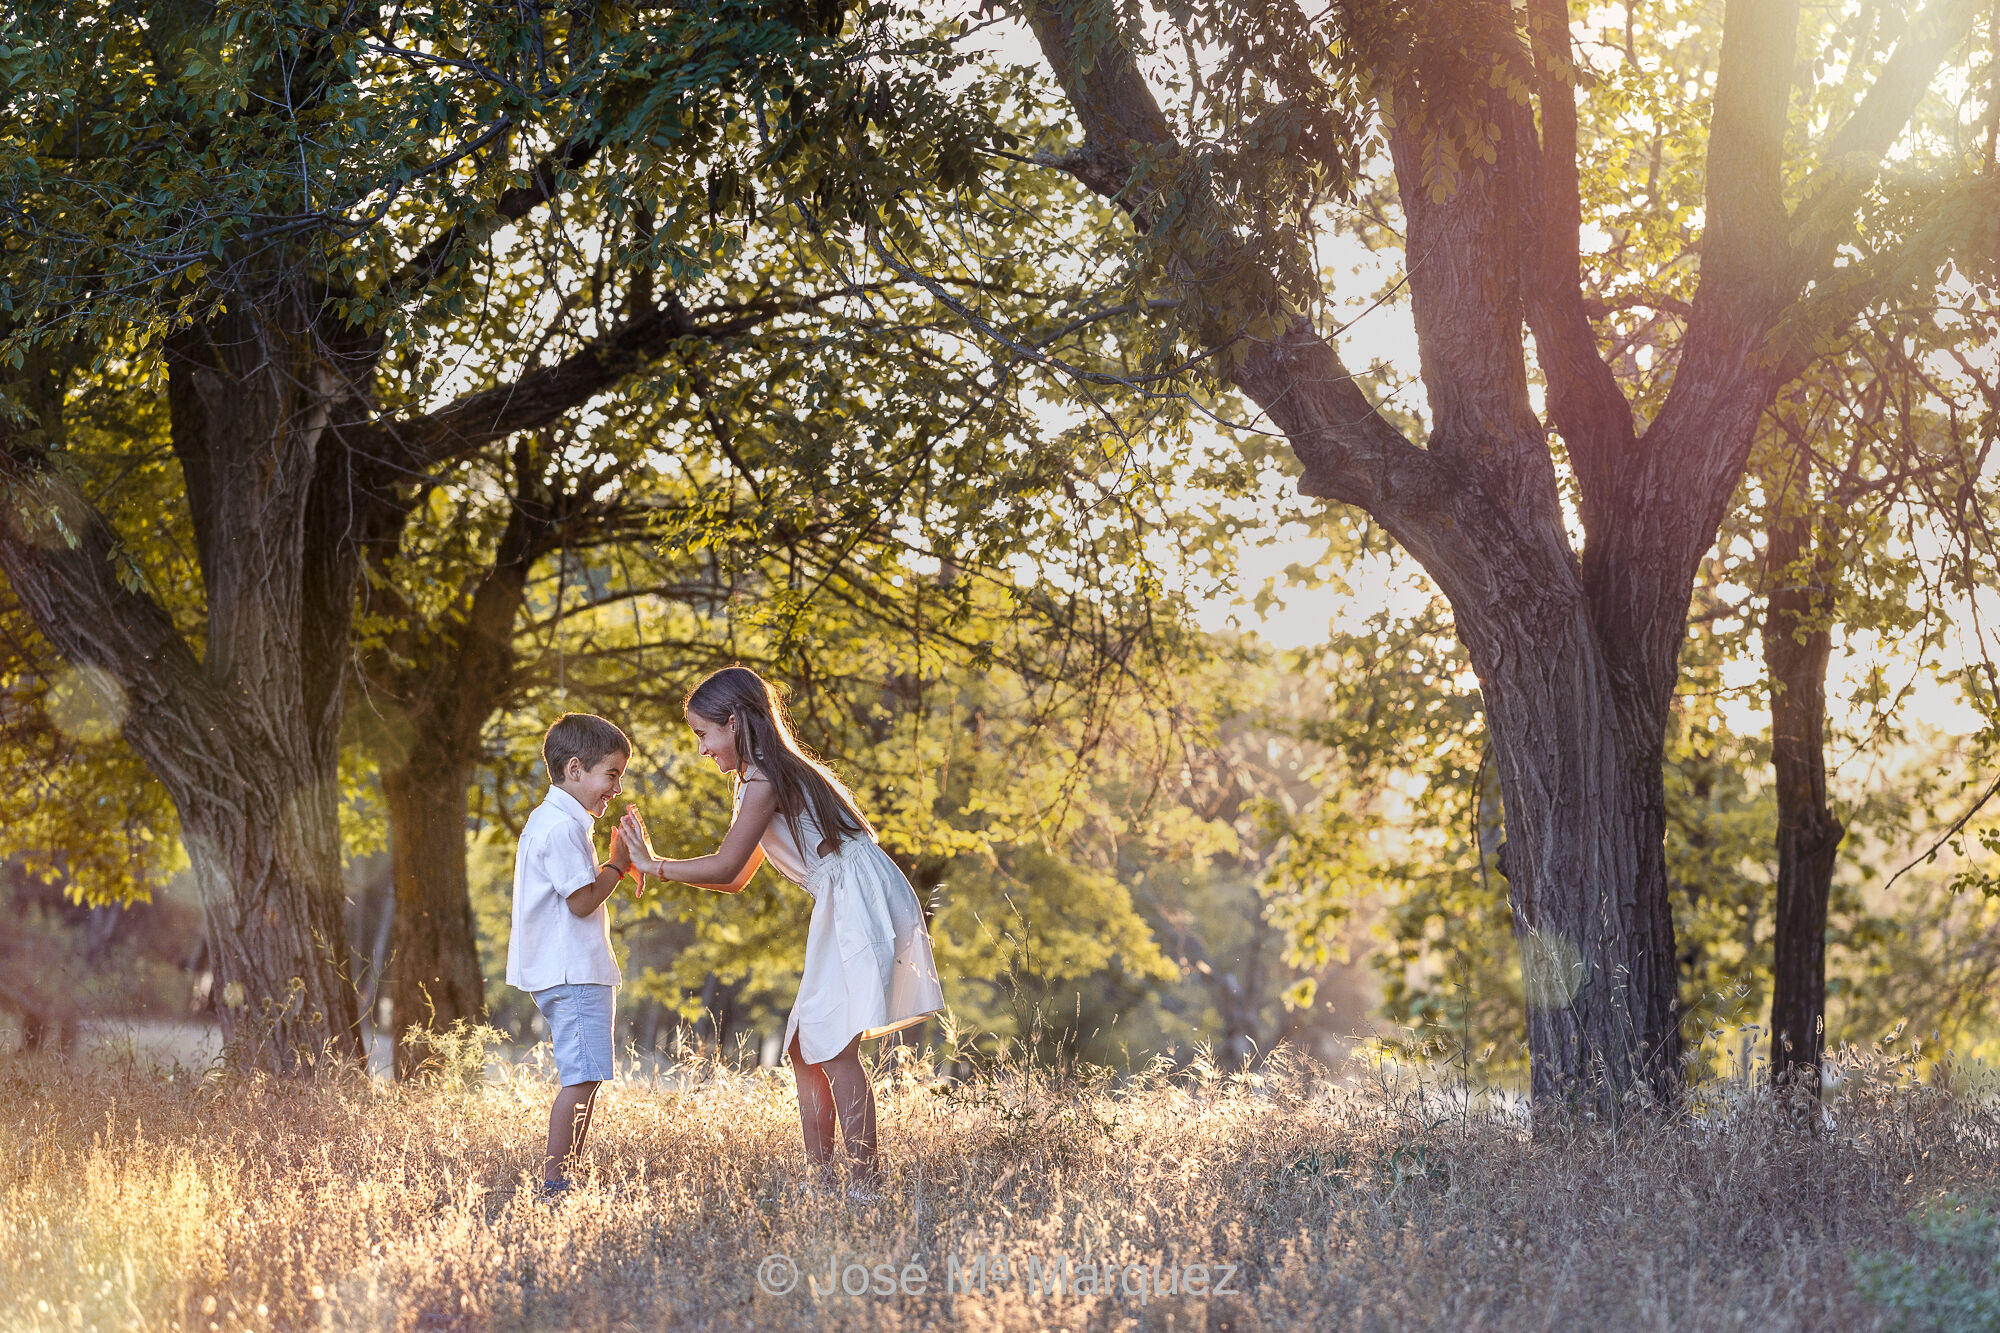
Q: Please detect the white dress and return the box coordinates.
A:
[736,768,946,1065]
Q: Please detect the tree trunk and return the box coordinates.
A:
[379,757,487,1076]
[1214,319,1687,1112]
[176,768,360,1070]
[1449,571,1683,1111]
[0,305,370,1071]
[0,561,367,1071]
[1763,469,1843,1090]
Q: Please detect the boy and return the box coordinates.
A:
[506,712,639,1199]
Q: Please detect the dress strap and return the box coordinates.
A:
[731,768,771,815]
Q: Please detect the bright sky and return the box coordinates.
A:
[1187,233,1430,650]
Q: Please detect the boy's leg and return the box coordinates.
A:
[545,1080,601,1183]
[818,1035,880,1182]
[788,1033,838,1166]
[534,981,615,1186]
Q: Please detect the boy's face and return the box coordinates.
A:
[561,751,627,817]
[686,709,740,774]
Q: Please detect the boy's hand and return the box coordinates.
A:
[609,829,646,899]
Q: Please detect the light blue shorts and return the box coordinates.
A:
[532,983,617,1085]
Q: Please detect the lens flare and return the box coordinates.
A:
[46,664,128,743]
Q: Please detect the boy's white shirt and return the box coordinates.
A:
[505,785,622,991]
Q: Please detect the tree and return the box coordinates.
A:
[0,0,999,1068]
[928,0,1996,1109]
[350,426,684,1065]
[1756,301,2000,1089]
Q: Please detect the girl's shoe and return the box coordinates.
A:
[536,1178,572,1204]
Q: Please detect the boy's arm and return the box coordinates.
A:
[562,829,633,918]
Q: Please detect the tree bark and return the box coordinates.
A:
[0,303,372,1069]
[174,765,360,1069]
[1457,593,1684,1106]
[1762,462,1843,1090]
[379,756,487,1074]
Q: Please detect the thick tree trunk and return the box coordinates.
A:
[0,305,370,1070]
[1227,330,1686,1112]
[1763,478,1843,1090]
[0,561,365,1072]
[1467,611,1682,1109]
[162,306,370,1069]
[177,765,360,1070]
[379,757,487,1075]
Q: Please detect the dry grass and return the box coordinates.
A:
[2,1035,1997,1332]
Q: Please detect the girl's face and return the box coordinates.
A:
[686,708,741,774]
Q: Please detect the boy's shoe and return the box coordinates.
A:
[536,1178,572,1204]
[845,1185,880,1205]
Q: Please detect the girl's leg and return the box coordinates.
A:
[789,1034,838,1166]
[818,1035,880,1182]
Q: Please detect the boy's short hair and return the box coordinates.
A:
[543,713,631,780]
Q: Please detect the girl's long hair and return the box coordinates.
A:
[686,665,871,853]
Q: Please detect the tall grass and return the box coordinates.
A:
[2,1032,1995,1331]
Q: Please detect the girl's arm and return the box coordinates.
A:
[678,845,764,894]
[621,781,775,894]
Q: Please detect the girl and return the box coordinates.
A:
[619,665,945,1192]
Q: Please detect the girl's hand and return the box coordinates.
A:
[608,830,643,898]
[619,807,664,877]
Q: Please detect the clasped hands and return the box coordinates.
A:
[617,805,667,882]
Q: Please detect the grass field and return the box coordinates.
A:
[3,1036,1997,1332]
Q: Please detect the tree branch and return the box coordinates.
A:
[1811,0,1983,191]
[1793,0,1985,270]
[358,277,907,476]
[1603,0,1805,683]
[356,300,689,472]
[1698,0,1800,290]
[1020,0,1452,531]
[395,135,599,291]
[1510,0,1637,538]
[0,455,240,797]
